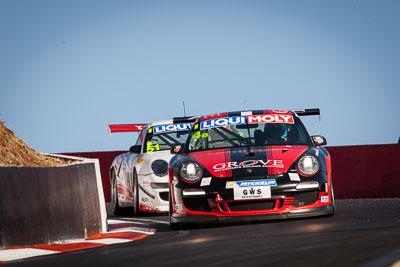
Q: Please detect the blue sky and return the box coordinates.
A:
[0,0,399,153]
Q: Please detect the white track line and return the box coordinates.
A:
[108,228,156,235]
[107,219,149,225]
[85,238,133,245]
[0,248,59,261]
[116,217,171,225]
[0,218,156,263]
[107,219,156,234]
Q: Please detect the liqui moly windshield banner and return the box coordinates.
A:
[200,114,294,130]
[248,114,294,124]
[200,116,246,130]
[153,123,193,134]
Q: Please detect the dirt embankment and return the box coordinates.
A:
[0,120,75,167]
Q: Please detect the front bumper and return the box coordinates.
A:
[138,173,170,212]
[170,180,334,223]
[171,204,334,224]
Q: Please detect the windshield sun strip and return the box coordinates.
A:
[162,133,182,144]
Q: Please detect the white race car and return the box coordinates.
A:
[109,121,192,215]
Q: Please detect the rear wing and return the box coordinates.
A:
[293,108,321,121]
[173,116,199,124]
[108,124,147,134]
[173,109,321,124]
[292,108,320,116]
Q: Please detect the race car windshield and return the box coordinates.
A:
[145,131,190,153]
[188,118,311,151]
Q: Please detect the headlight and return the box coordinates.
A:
[151,160,168,177]
[297,155,319,176]
[180,162,203,183]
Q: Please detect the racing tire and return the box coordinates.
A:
[170,223,183,230]
[168,191,193,230]
[169,191,182,230]
[330,185,336,215]
[111,169,122,215]
[133,169,142,216]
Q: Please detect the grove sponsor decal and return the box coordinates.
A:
[248,114,294,124]
[153,123,192,134]
[226,179,277,189]
[213,159,284,172]
[200,116,246,130]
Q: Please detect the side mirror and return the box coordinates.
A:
[129,145,141,154]
[171,144,183,154]
[311,135,327,146]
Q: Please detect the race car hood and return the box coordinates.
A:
[189,145,309,178]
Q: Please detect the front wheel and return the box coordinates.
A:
[133,169,142,216]
[330,185,336,215]
[169,190,190,230]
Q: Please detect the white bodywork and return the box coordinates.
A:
[110,120,188,213]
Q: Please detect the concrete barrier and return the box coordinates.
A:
[0,156,107,249]
[61,151,126,202]
[63,144,400,201]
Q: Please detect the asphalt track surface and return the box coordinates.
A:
[4,199,400,267]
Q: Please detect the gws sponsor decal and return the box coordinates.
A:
[248,115,294,124]
[153,123,192,134]
[226,179,277,189]
[200,116,246,130]
[234,186,271,200]
[213,159,284,172]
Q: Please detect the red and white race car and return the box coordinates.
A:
[168,109,334,228]
[109,121,191,215]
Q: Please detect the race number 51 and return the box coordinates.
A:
[146,142,160,153]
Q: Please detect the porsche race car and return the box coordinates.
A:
[168,109,334,228]
[109,121,192,215]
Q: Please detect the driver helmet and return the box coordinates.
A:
[264,123,288,139]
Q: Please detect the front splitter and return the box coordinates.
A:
[170,204,334,224]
